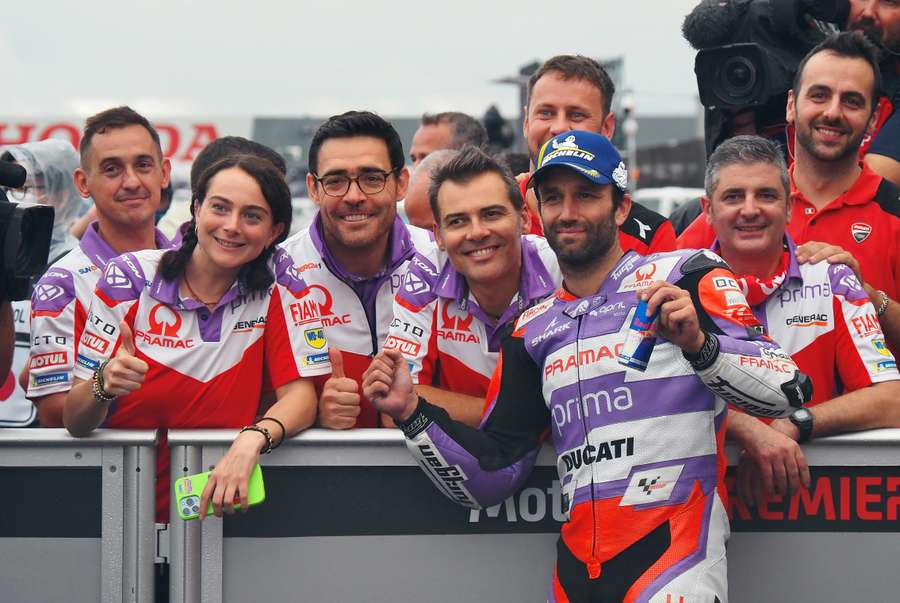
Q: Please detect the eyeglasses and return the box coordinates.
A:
[313,169,397,197]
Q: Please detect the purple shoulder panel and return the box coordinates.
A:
[96,254,145,303]
[272,247,309,296]
[32,268,76,313]
[396,252,439,309]
[828,263,868,303]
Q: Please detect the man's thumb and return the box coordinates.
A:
[118,321,136,356]
[329,348,345,379]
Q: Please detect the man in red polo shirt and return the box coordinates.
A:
[699,134,900,506]
[678,32,900,352]
[519,55,676,253]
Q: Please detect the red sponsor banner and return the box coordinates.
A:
[726,466,900,532]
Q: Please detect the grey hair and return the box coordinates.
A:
[705,135,789,199]
[421,112,488,149]
[411,148,459,184]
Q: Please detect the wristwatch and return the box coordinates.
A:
[789,407,814,443]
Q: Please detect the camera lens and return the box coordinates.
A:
[719,56,757,99]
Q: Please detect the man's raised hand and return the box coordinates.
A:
[363,349,418,422]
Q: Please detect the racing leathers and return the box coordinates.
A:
[395,249,811,603]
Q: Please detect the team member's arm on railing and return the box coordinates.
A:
[199,376,319,518]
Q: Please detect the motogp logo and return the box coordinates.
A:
[105,264,132,289]
[35,284,64,302]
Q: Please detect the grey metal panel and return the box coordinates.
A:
[0,539,101,602]
[169,445,202,603]
[0,447,102,466]
[222,534,557,603]
[101,446,125,603]
[199,446,224,603]
[728,533,900,603]
[122,444,156,603]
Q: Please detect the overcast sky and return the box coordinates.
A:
[3,0,702,119]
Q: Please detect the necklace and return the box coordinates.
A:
[183,273,219,309]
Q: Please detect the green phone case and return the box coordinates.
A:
[174,464,266,520]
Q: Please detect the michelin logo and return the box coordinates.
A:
[76,354,100,371]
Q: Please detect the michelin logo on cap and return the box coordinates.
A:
[531,130,628,191]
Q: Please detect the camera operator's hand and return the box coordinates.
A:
[101,322,148,397]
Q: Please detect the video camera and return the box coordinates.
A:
[0,157,55,302]
[684,0,850,155]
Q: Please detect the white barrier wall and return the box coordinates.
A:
[168,428,900,603]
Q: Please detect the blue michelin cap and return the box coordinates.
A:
[528,130,628,191]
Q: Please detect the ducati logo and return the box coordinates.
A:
[851,222,871,243]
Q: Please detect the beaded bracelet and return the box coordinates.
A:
[240,424,273,454]
[256,417,286,450]
[92,360,117,405]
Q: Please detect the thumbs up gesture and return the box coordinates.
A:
[100,321,149,397]
[318,348,361,430]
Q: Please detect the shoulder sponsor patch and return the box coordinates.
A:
[616,256,681,293]
[302,352,330,367]
[76,354,100,371]
[304,327,326,349]
[514,296,556,330]
[33,372,69,387]
[698,268,766,334]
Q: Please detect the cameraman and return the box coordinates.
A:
[849,0,900,183]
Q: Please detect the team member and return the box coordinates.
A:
[700,135,900,504]
[388,146,560,426]
[847,0,900,183]
[677,34,900,355]
[403,149,456,230]
[364,131,810,602]
[281,111,436,429]
[519,54,676,251]
[27,107,171,426]
[64,155,329,520]
[409,112,487,167]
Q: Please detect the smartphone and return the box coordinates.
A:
[174,464,266,520]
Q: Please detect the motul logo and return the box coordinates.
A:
[30,351,67,369]
[384,335,421,356]
[81,334,110,354]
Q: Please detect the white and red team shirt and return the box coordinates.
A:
[388,235,561,399]
[741,238,899,405]
[73,246,331,519]
[27,223,170,402]
[280,214,437,427]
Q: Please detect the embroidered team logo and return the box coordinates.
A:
[851,222,872,243]
[35,284,64,302]
[404,273,429,294]
[105,264,132,289]
[148,304,182,337]
[304,327,326,349]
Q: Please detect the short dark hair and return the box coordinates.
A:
[160,155,292,293]
[307,111,404,175]
[527,55,616,116]
[420,112,488,149]
[428,145,523,224]
[80,106,162,167]
[793,31,883,109]
[190,136,286,195]
[705,135,789,199]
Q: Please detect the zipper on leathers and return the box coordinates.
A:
[573,313,601,579]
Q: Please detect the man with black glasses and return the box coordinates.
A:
[281,111,436,429]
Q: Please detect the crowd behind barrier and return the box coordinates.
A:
[3,427,899,602]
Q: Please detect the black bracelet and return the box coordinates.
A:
[256,417,287,449]
[240,425,273,454]
[396,397,430,438]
